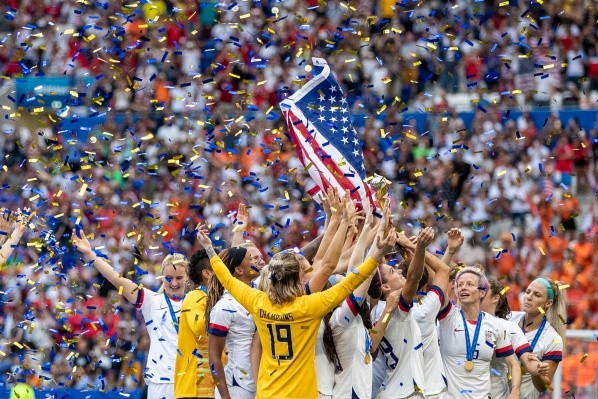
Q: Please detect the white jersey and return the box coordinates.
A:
[371,301,387,396]
[330,294,372,399]
[315,320,335,397]
[509,312,563,399]
[437,302,514,399]
[207,291,256,393]
[136,288,181,384]
[489,318,532,399]
[375,295,425,399]
[411,286,448,396]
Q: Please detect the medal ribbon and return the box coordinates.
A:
[524,316,547,351]
[164,292,183,333]
[460,310,483,362]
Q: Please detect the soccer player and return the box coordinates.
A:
[482,277,548,399]
[437,267,522,399]
[205,247,259,399]
[410,228,456,399]
[374,227,434,399]
[196,221,394,399]
[175,250,215,399]
[330,209,381,399]
[72,228,188,399]
[509,278,566,399]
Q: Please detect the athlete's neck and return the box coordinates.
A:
[460,303,480,320]
[523,312,544,331]
[234,273,253,286]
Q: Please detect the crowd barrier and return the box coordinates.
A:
[0,388,141,399]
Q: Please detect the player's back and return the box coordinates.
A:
[253,293,330,399]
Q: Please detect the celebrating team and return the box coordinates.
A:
[61,189,566,399]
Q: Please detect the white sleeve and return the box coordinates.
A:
[437,300,456,324]
[137,288,155,321]
[414,285,444,322]
[507,321,532,358]
[207,298,234,337]
[330,293,362,329]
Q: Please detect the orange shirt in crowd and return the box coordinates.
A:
[572,240,592,269]
[562,349,597,391]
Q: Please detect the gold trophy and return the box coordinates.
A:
[369,174,392,207]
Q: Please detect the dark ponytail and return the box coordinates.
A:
[488,277,511,320]
[205,247,247,328]
[320,281,342,372]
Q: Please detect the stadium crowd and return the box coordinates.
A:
[0,0,597,396]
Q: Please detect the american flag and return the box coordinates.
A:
[279,58,377,209]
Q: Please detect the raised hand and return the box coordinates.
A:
[72,228,93,259]
[446,228,464,253]
[196,223,213,250]
[343,195,362,224]
[14,208,34,231]
[396,231,416,250]
[368,226,396,263]
[417,227,435,248]
[384,289,401,312]
[233,203,249,232]
[327,187,342,215]
[0,211,12,234]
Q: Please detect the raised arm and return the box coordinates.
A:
[72,228,140,304]
[0,209,33,263]
[307,196,353,293]
[371,290,400,356]
[441,228,464,266]
[350,207,384,300]
[231,203,249,247]
[332,241,356,275]
[197,224,261,312]
[307,227,394,315]
[400,227,434,305]
[312,188,342,265]
[300,233,324,264]
[333,211,378,275]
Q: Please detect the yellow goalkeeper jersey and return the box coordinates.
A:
[174,288,215,398]
[209,255,379,399]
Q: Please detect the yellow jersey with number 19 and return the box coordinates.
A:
[209,255,379,399]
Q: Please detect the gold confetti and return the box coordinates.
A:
[580,353,589,363]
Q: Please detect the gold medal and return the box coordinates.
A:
[364,354,372,364]
[464,360,474,371]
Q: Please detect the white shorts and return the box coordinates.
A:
[426,394,444,399]
[147,382,175,399]
[214,385,254,399]
[318,394,332,399]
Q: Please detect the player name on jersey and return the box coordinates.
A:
[259,309,295,322]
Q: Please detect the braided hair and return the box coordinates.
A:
[204,247,248,328]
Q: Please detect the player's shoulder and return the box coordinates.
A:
[185,288,207,302]
[508,311,525,324]
[481,311,504,330]
[541,322,563,345]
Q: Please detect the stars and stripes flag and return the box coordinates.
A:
[279,58,377,209]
